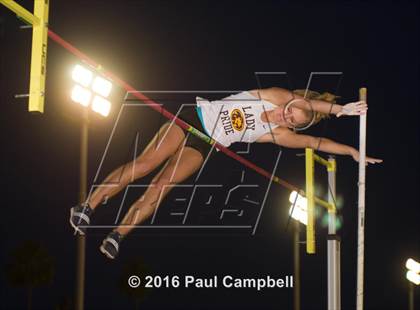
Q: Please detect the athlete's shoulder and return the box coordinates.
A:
[248,88,291,106]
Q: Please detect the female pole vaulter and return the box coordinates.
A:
[70,87,382,259]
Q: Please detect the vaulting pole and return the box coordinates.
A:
[356,87,367,310]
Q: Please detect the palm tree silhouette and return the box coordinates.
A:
[5,240,55,310]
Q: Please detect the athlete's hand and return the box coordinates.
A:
[337,101,368,117]
[350,149,383,165]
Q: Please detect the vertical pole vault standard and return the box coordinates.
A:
[305,148,316,254]
[0,0,49,112]
[327,156,340,310]
[357,88,367,310]
[29,0,49,113]
[305,150,340,308]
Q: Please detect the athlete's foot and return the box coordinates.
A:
[100,231,123,259]
[69,202,93,235]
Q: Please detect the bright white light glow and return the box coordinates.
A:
[92,76,112,97]
[289,191,308,225]
[72,65,93,87]
[289,191,308,209]
[406,258,420,273]
[289,204,307,225]
[71,85,92,107]
[406,270,420,285]
[91,96,111,117]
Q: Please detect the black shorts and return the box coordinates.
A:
[167,106,212,159]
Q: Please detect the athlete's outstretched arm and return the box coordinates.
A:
[250,87,367,117]
[256,128,382,164]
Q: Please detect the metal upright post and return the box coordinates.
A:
[357,88,367,310]
[408,282,414,310]
[327,156,340,310]
[76,108,88,310]
[305,148,316,254]
[293,220,301,310]
[0,0,49,113]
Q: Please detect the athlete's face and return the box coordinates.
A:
[271,106,311,128]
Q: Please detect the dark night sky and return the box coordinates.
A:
[1,1,419,309]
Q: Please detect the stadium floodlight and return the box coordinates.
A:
[407,271,420,285]
[71,64,113,116]
[406,258,420,285]
[92,76,112,98]
[71,85,92,107]
[72,64,93,87]
[91,96,111,117]
[406,258,420,274]
[289,191,308,225]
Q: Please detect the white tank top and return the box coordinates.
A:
[196,91,279,148]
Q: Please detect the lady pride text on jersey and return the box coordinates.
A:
[219,106,256,136]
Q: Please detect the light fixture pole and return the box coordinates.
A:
[293,220,300,310]
[408,282,414,310]
[75,107,88,310]
[70,63,113,310]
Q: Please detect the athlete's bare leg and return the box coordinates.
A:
[88,122,185,210]
[115,146,204,236]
